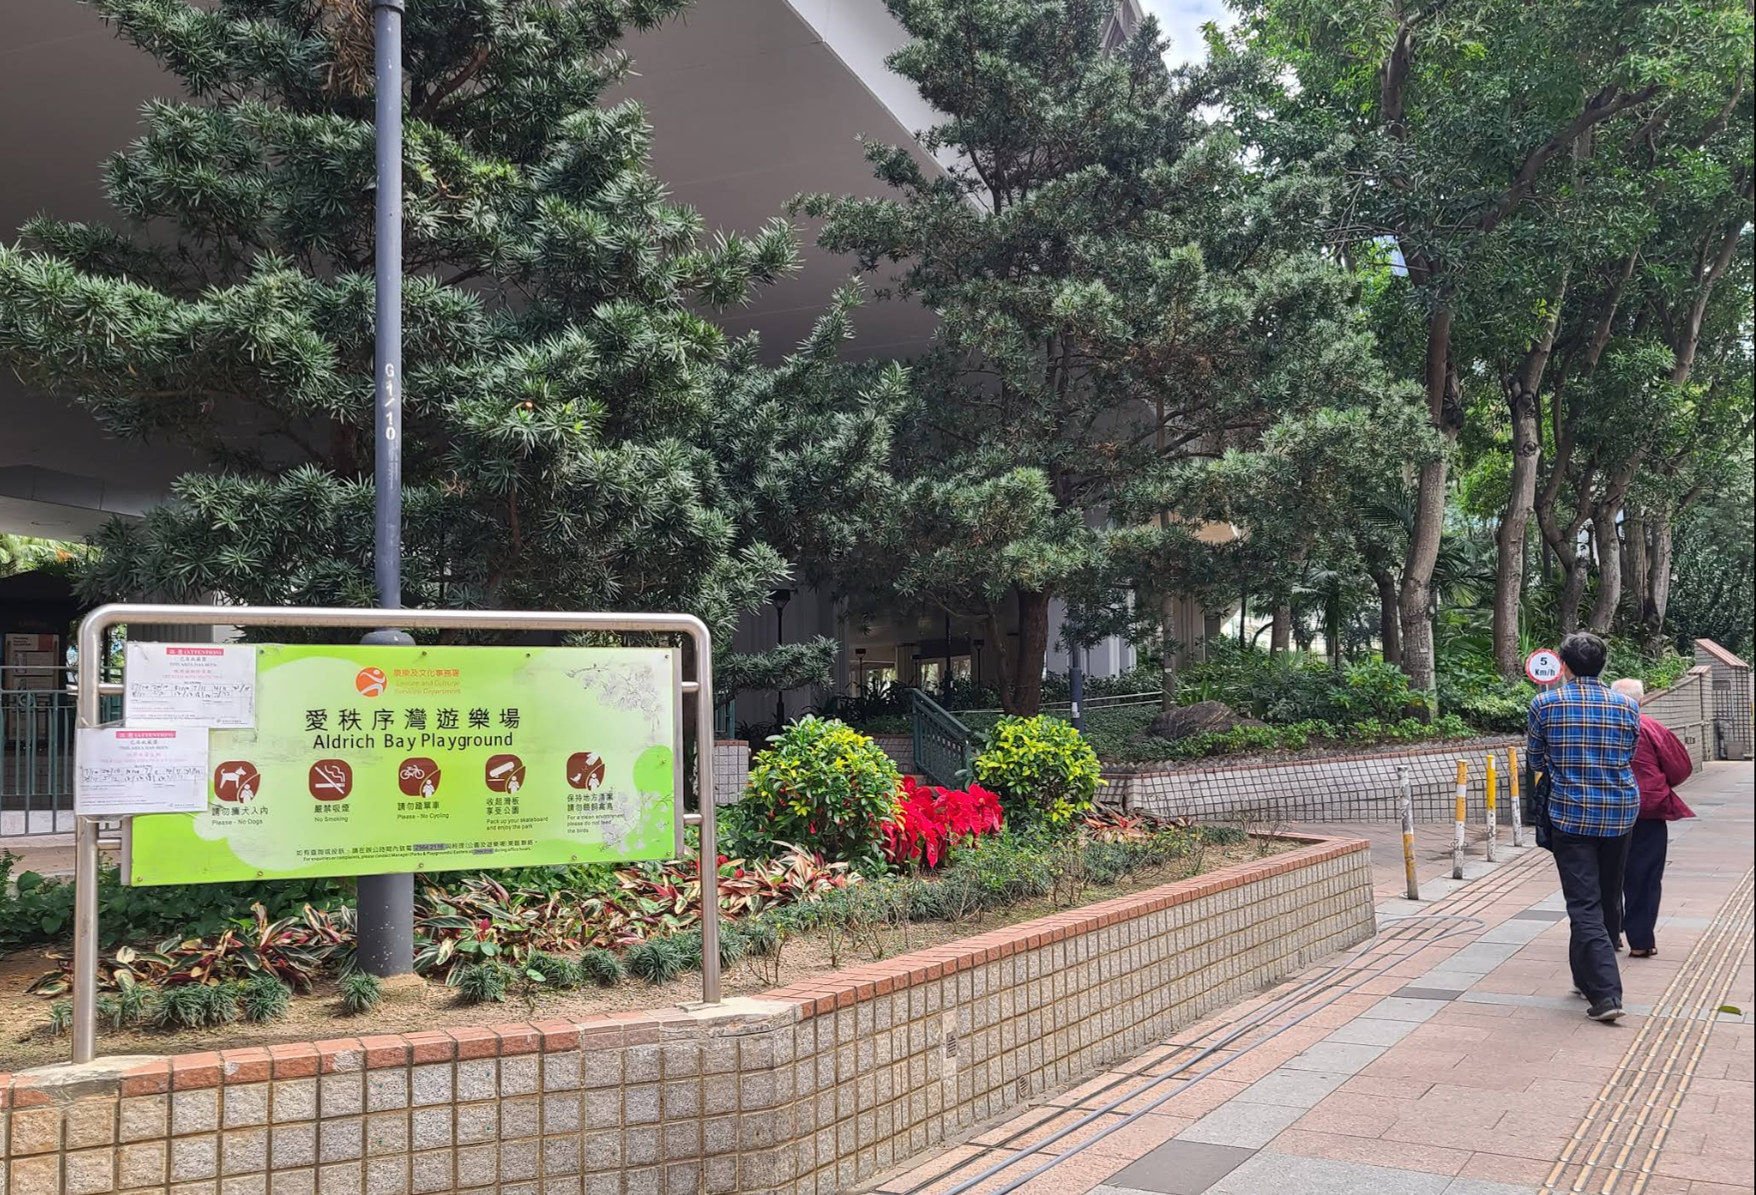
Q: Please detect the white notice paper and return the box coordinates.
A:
[75,726,209,816]
[125,642,257,728]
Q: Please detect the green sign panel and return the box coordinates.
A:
[126,645,681,885]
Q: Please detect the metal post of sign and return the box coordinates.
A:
[71,603,718,1063]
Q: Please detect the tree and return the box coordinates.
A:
[0,0,887,684]
[1667,449,1756,656]
[1234,0,1747,693]
[800,0,1418,714]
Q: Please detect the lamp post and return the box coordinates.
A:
[1069,642,1085,732]
[770,588,792,730]
[357,0,415,980]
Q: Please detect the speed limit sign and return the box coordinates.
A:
[1525,648,1563,685]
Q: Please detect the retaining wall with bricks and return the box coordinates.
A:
[0,835,1372,1195]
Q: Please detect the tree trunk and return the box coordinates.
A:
[1159,590,1178,712]
[1325,595,1343,669]
[1559,553,1590,633]
[1642,514,1674,649]
[1587,512,1622,634]
[1270,604,1291,656]
[1371,567,1401,664]
[1493,280,1563,680]
[1398,308,1458,702]
[1006,588,1051,716]
[1623,508,1648,629]
[1493,395,1541,679]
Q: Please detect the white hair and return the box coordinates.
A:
[1611,677,1645,700]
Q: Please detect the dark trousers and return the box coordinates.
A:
[1552,828,1632,1004]
[1623,819,1668,952]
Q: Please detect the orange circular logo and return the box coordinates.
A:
[355,667,387,698]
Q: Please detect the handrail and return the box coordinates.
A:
[908,688,977,787]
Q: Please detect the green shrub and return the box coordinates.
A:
[338,972,382,1015]
[154,984,238,1029]
[522,951,580,990]
[742,919,782,958]
[237,974,293,1023]
[97,978,155,1031]
[454,961,516,1004]
[743,716,902,865]
[625,937,690,985]
[578,947,625,987]
[973,716,1102,832]
[0,853,350,954]
[716,925,750,967]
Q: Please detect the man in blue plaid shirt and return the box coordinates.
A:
[1527,632,1641,1023]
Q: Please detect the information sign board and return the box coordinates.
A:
[126,645,681,884]
[75,727,209,816]
[124,643,257,728]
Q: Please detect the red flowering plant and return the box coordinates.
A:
[879,777,1004,869]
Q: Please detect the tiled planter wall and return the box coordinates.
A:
[712,741,750,807]
[0,836,1372,1195]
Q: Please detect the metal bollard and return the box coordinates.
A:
[1484,752,1498,863]
[1452,760,1468,880]
[1507,746,1525,847]
[1397,765,1419,900]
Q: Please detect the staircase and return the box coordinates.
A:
[908,688,976,787]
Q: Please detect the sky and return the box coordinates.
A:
[1142,0,1232,66]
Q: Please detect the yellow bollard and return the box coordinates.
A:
[1484,752,1499,863]
[1397,765,1419,900]
[1452,760,1468,880]
[1508,746,1525,847]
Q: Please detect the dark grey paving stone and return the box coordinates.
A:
[1111,1141,1257,1195]
[1508,908,1567,921]
[1396,985,1466,1001]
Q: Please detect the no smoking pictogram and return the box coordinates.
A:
[308,759,353,801]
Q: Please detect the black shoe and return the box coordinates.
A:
[1587,999,1625,1023]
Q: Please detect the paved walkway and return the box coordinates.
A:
[870,762,1755,1195]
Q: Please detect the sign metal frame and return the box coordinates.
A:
[70,603,719,1064]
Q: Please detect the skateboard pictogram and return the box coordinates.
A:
[485,754,525,793]
[214,761,261,803]
[566,751,606,790]
[308,759,353,801]
[355,667,387,697]
[398,757,441,797]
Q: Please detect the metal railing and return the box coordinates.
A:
[2,681,122,837]
[909,688,976,787]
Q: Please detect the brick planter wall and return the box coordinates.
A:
[0,835,1371,1195]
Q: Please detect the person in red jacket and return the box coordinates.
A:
[1610,679,1695,957]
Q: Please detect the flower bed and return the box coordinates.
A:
[0,810,1259,1070]
[0,833,1374,1195]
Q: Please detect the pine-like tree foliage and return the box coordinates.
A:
[797,0,1426,713]
[0,0,898,668]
